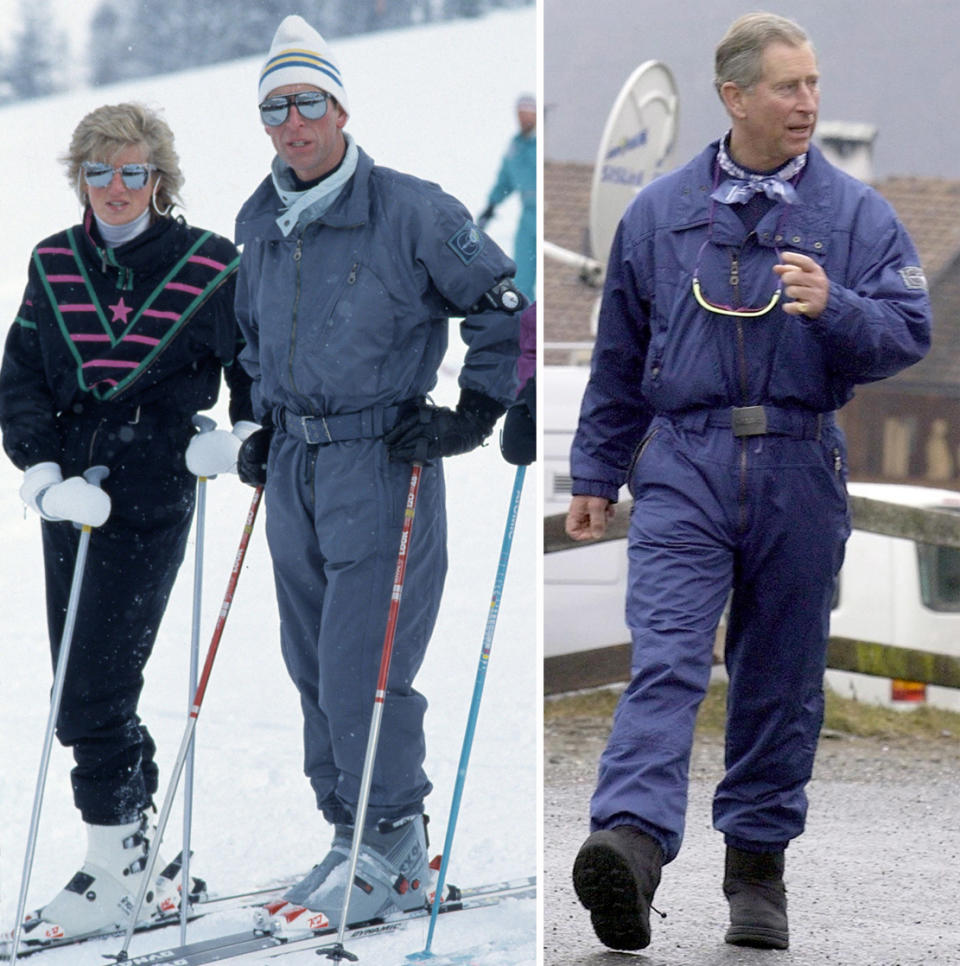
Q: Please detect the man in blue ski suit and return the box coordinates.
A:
[566,12,931,953]
[233,16,522,931]
[478,93,537,300]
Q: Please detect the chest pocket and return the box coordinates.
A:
[297,239,398,407]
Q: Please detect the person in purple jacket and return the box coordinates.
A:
[565,12,931,953]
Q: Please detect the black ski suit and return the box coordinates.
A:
[0,211,253,824]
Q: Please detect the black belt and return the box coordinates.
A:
[671,406,832,440]
[275,402,406,445]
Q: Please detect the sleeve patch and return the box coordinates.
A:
[898,266,928,291]
[446,221,485,265]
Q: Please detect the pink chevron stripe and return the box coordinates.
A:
[143,309,181,321]
[82,359,139,369]
[47,275,85,283]
[122,334,161,345]
[71,334,110,342]
[37,247,74,256]
[166,281,204,295]
[189,254,227,270]
[58,304,97,312]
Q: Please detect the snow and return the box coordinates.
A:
[0,9,538,965]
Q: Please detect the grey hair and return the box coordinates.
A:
[714,12,812,96]
[62,102,185,214]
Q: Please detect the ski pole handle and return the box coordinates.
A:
[83,464,110,487]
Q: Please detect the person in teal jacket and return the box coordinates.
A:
[478,93,536,300]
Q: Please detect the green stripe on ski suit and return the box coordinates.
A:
[33,229,238,402]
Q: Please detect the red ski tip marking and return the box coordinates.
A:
[429,855,442,870]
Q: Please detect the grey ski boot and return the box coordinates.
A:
[723,846,789,949]
[572,826,664,950]
[260,815,431,936]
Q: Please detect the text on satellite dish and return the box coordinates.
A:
[605,129,648,161]
[600,165,648,186]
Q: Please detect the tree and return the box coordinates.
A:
[6,0,66,99]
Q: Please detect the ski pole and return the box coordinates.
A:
[179,413,216,945]
[112,485,263,963]
[319,463,423,964]
[408,464,526,962]
[8,465,110,966]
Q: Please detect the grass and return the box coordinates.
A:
[545,680,960,742]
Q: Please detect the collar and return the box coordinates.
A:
[663,141,836,255]
[711,131,806,205]
[93,207,152,248]
[272,133,360,237]
[717,130,807,184]
[82,208,181,274]
[236,144,375,244]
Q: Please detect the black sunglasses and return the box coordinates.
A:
[259,91,330,127]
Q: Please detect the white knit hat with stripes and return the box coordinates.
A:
[258,15,349,113]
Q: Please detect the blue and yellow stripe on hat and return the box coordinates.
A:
[260,48,342,94]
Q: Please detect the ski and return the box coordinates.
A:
[0,873,304,960]
[115,875,536,966]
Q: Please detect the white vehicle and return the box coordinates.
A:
[544,364,960,711]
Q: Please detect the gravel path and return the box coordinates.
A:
[544,714,960,966]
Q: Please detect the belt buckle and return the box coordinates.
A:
[299,414,322,445]
[731,405,767,437]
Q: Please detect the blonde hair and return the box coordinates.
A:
[62,102,184,214]
[714,12,812,96]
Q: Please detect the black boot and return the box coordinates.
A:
[572,826,663,950]
[723,846,789,950]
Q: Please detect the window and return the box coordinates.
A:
[916,542,960,611]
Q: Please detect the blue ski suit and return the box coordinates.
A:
[571,141,931,861]
[485,130,536,300]
[235,146,520,827]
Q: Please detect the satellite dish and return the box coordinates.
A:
[589,61,679,268]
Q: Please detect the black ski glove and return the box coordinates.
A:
[384,388,506,463]
[476,204,495,229]
[500,376,536,466]
[237,424,273,486]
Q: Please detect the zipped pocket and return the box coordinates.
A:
[626,426,661,497]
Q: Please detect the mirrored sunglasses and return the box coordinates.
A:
[259,91,329,127]
[81,162,157,190]
[692,253,783,318]
[691,207,784,319]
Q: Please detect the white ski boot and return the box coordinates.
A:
[259,815,432,937]
[2,812,198,954]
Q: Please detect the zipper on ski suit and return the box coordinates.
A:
[287,235,305,398]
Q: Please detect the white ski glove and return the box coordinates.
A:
[185,420,261,477]
[20,462,63,520]
[20,464,112,527]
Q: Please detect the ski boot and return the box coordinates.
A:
[1,811,204,955]
[258,815,431,937]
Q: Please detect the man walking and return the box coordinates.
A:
[567,11,930,953]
